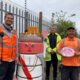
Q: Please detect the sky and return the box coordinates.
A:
[10,0,80,32]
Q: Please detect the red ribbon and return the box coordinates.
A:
[19,56,32,80]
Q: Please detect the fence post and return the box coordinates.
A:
[1,1,3,23]
[39,12,42,33]
[25,11,28,30]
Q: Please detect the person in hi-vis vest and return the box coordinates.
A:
[44,24,61,80]
[0,12,17,80]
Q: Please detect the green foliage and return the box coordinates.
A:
[77,31,80,38]
[51,11,75,38]
[57,20,75,38]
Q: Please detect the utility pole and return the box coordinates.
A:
[51,13,55,24]
[25,0,27,13]
[39,12,42,33]
[25,0,28,30]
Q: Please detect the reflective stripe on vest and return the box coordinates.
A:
[0,43,16,48]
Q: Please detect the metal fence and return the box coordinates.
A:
[0,0,50,36]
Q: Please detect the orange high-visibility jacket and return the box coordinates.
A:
[0,25,17,62]
[57,37,80,66]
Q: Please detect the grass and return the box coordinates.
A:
[43,63,61,80]
[49,65,61,80]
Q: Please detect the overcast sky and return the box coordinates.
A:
[11,0,80,31]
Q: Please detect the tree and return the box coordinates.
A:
[77,31,80,38]
[51,11,75,38]
[57,20,75,38]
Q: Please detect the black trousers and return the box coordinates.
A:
[0,61,15,80]
[61,65,80,80]
[46,53,58,80]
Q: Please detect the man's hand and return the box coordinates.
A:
[50,50,53,54]
[50,49,55,54]
[75,52,80,56]
[11,29,17,34]
[57,49,63,56]
[50,49,53,53]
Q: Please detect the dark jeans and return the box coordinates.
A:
[45,53,58,80]
[0,61,15,80]
[61,65,80,80]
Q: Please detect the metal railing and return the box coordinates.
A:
[0,0,50,36]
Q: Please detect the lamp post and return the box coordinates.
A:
[68,14,76,18]
[70,14,76,17]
